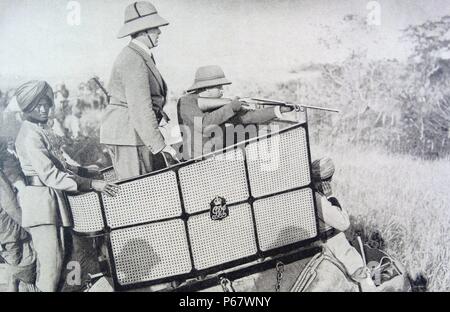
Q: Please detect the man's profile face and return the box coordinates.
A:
[140,27,161,48]
[200,86,224,98]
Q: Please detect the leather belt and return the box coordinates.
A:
[25,176,46,187]
[321,228,338,240]
[109,100,170,122]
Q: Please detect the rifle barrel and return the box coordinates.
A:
[250,98,340,113]
[251,97,287,105]
[300,105,340,113]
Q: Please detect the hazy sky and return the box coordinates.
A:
[1,0,449,91]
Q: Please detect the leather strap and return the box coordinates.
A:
[109,103,128,108]
[320,228,338,240]
[109,101,169,122]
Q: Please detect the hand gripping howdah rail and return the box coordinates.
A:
[65,122,321,291]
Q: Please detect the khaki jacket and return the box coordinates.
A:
[100,42,168,154]
[15,121,90,228]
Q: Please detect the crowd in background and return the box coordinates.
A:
[49,79,107,139]
[0,77,111,168]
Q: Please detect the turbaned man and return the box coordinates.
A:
[14,80,119,292]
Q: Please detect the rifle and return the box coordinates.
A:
[197,97,339,114]
[250,98,340,113]
[90,76,111,104]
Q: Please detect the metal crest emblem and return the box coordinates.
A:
[210,196,229,221]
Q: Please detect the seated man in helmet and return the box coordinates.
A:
[312,157,376,291]
[177,65,293,160]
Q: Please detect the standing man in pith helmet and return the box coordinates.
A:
[100,1,179,180]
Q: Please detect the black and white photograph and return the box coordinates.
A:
[0,0,449,295]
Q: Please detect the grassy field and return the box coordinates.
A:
[2,104,447,291]
[1,138,447,292]
[311,143,450,292]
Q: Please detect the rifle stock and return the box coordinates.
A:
[197,97,251,112]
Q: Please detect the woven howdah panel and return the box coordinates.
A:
[246,126,311,197]
[67,192,104,233]
[253,188,317,251]
[102,171,182,229]
[102,168,118,182]
[179,149,249,214]
[65,124,318,288]
[187,203,257,270]
[110,220,192,286]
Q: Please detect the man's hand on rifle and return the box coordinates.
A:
[274,105,295,119]
[280,106,295,113]
[229,97,244,112]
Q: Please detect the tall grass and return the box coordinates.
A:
[311,143,450,291]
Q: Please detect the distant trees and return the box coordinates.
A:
[273,14,450,157]
[401,15,450,156]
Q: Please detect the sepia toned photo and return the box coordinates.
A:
[0,0,448,294]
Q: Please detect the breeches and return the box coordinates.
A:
[106,145,155,180]
[28,225,65,292]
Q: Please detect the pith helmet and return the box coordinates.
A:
[117,1,169,39]
[187,65,232,92]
